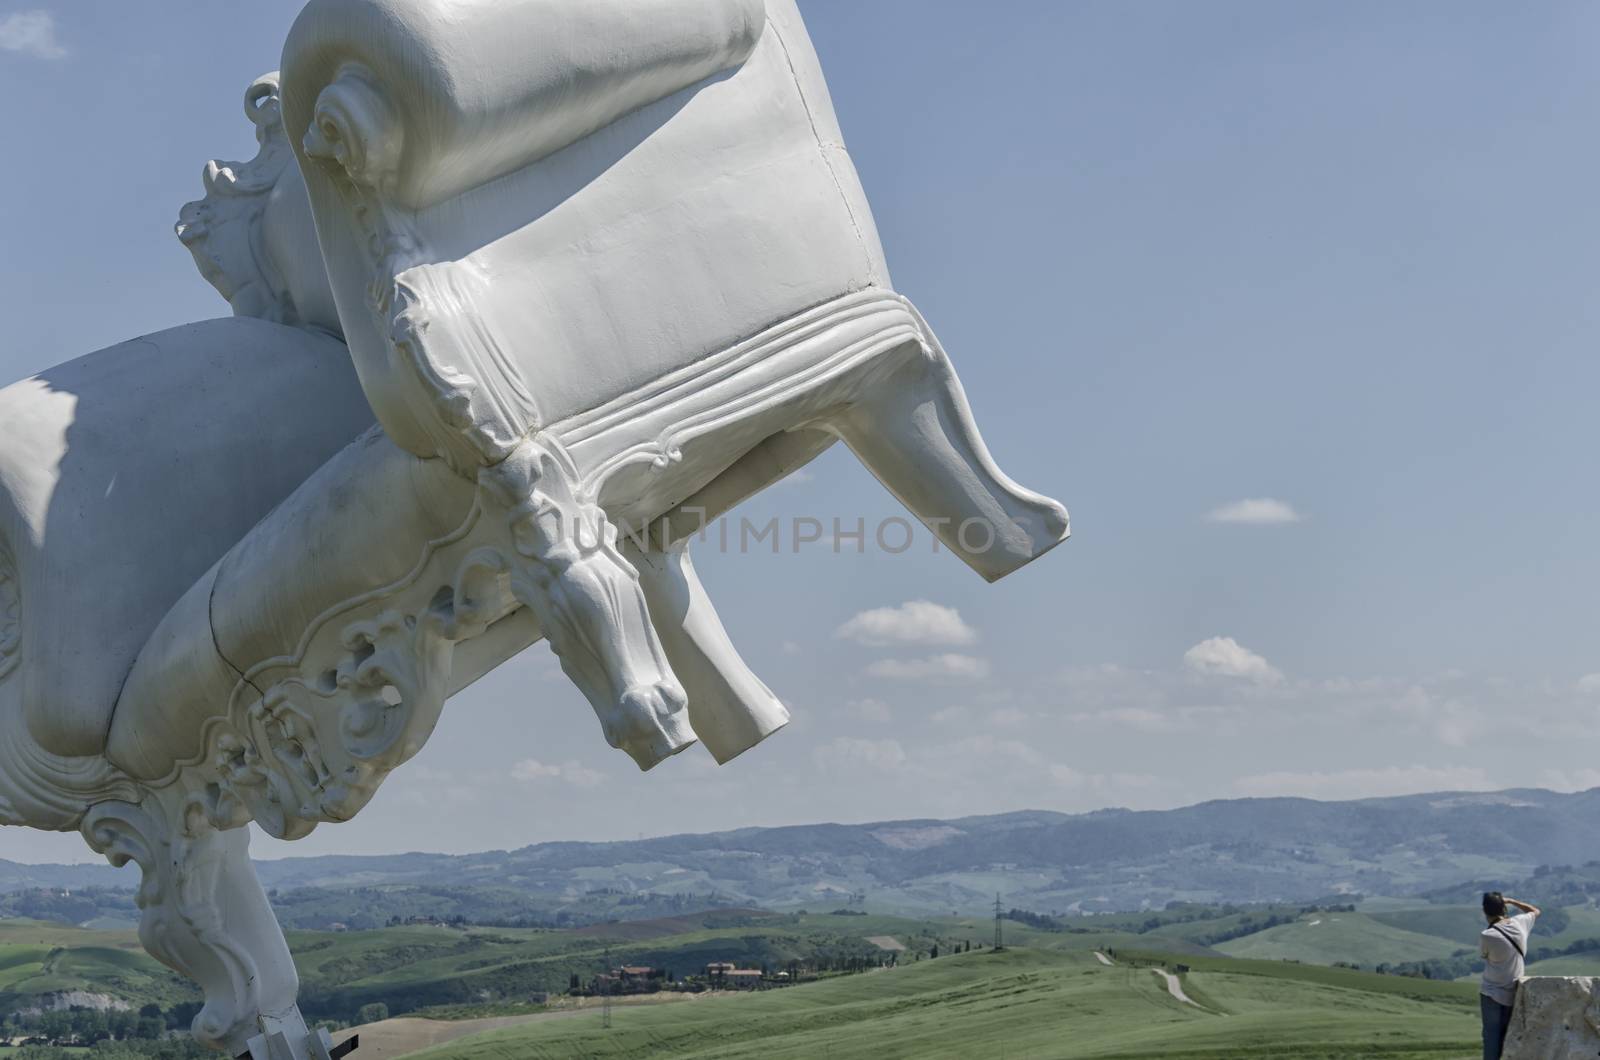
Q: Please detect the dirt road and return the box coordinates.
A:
[1154,969,1202,1008]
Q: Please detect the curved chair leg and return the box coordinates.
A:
[482,438,696,770]
[627,542,789,763]
[825,317,1069,583]
[80,791,322,1058]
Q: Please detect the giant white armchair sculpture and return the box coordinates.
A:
[0,2,1068,1056]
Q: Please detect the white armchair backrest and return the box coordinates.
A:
[280,0,887,474]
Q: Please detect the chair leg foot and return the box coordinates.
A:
[826,316,1068,582]
[628,542,789,764]
[81,790,304,1056]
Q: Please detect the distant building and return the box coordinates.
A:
[593,966,663,996]
[705,962,764,989]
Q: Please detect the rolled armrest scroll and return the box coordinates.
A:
[281,0,767,208]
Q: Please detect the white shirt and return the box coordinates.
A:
[1480,910,1537,1006]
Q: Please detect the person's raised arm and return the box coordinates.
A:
[1506,897,1541,917]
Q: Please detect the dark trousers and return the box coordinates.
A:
[1481,993,1513,1060]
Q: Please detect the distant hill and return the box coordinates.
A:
[0,910,1485,1052]
[5,787,1600,924]
[398,947,1478,1059]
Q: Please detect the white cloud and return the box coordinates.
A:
[1381,684,1484,748]
[813,737,907,772]
[1204,498,1303,525]
[848,697,893,723]
[1048,764,1160,793]
[930,705,972,727]
[991,707,1028,727]
[1066,706,1186,733]
[393,766,478,807]
[1183,636,1283,684]
[935,735,1043,767]
[1539,768,1600,793]
[510,758,604,788]
[0,11,65,59]
[1578,674,1600,694]
[867,653,990,681]
[1048,764,1086,786]
[836,600,978,647]
[1432,710,1480,749]
[1232,765,1493,801]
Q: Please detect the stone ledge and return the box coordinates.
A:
[1504,976,1600,1059]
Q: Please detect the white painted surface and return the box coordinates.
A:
[0,1,1069,1055]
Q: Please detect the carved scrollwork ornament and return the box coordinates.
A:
[80,796,266,1053]
[481,438,695,768]
[301,63,405,197]
[175,73,303,324]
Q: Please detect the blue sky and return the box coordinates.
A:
[5,1,1600,862]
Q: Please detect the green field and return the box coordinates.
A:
[277,908,1215,1023]
[404,946,1478,1060]
[1364,904,1484,943]
[2,909,1122,1022]
[0,920,194,1011]
[0,898,1549,1058]
[1214,912,1467,966]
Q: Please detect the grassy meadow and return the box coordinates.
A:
[0,919,192,1011]
[14,896,1595,1058]
[404,946,1479,1060]
[1213,911,1464,965]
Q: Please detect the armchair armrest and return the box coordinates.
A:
[281,0,766,210]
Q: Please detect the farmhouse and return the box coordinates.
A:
[705,962,765,989]
[592,965,665,995]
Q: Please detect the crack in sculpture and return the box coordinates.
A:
[0,536,17,682]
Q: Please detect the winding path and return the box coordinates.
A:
[1154,969,1201,1008]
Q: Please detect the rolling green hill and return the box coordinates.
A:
[10,787,1599,925]
[0,920,196,1012]
[406,946,1479,1060]
[0,902,1496,1026]
[284,909,1190,1024]
[0,908,1168,1024]
[1363,904,1484,945]
[1523,953,1600,976]
[0,902,1508,1058]
[1214,912,1468,966]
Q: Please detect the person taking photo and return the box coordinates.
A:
[1480,890,1539,1059]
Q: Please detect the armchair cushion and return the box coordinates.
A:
[0,317,373,758]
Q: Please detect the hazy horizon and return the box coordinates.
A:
[7,783,1593,867]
